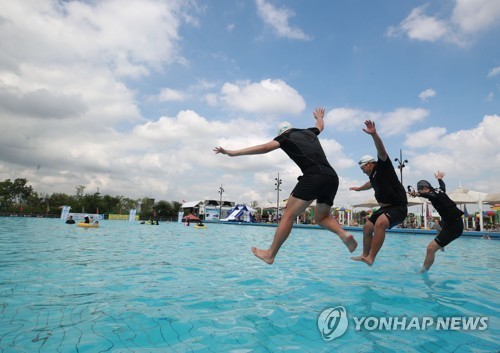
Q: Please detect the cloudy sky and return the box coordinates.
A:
[1,0,499,208]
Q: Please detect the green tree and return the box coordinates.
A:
[139,197,155,219]
[49,193,76,210]
[155,200,173,218]
[0,178,34,212]
[74,185,86,212]
[101,194,122,214]
[171,201,182,216]
[0,179,15,210]
[81,192,101,214]
[120,197,138,214]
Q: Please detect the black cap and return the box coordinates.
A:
[417,180,433,190]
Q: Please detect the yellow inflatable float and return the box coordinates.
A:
[77,222,99,228]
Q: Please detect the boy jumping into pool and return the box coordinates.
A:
[408,171,464,272]
[213,107,357,264]
[349,120,408,266]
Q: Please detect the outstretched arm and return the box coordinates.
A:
[313,107,325,133]
[350,180,372,191]
[214,140,280,157]
[362,120,388,161]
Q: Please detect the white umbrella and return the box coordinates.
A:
[447,186,485,231]
[484,192,500,205]
[352,197,379,208]
[447,186,478,204]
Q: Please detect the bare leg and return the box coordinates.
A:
[314,203,357,252]
[252,196,312,264]
[351,221,374,261]
[360,215,390,266]
[421,240,441,272]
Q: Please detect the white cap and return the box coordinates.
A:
[277,122,293,135]
[358,155,376,166]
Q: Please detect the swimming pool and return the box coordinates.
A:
[0,217,498,352]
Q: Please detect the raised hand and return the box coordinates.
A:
[213,146,227,155]
[362,120,376,135]
[434,171,446,180]
[313,107,325,120]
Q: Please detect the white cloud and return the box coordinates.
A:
[0,107,278,200]
[419,88,436,102]
[204,93,218,107]
[326,107,428,136]
[326,108,381,132]
[487,66,500,78]
[320,139,354,170]
[452,0,500,33]
[403,115,500,190]
[387,6,450,42]
[0,0,199,200]
[405,127,447,148]
[0,1,185,76]
[380,108,429,136]
[255,0,311,40]
[219,79,306,116]
[0,0,190,129]
[387,1,500,46]
[158,88,186,102]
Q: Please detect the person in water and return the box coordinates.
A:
[408,171,464,272]
[84,215,91,224]
[214,107,357,265]
[65,215,75,224]
[349,120,408,266]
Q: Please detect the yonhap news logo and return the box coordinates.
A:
[317,306,488,341]
[317,306,349,340]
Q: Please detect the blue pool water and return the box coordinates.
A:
[0,217,498,353]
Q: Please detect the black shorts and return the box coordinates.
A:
[435,218,463,247]
[368,205,408,228]
[291,174,339,206]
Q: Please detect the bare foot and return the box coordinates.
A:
[351,255,366,262]
[361,256,374,267]
[252,247,274,265]
[342,234,357,253]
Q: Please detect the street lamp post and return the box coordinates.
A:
[394,149,409,185]
[275,173,282,224]
[218,184,224,221]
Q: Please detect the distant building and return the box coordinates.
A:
[181,200,235,221]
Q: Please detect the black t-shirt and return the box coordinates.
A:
[274,127,337,177]
[369,157,407,206]
[419,179,464,220]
